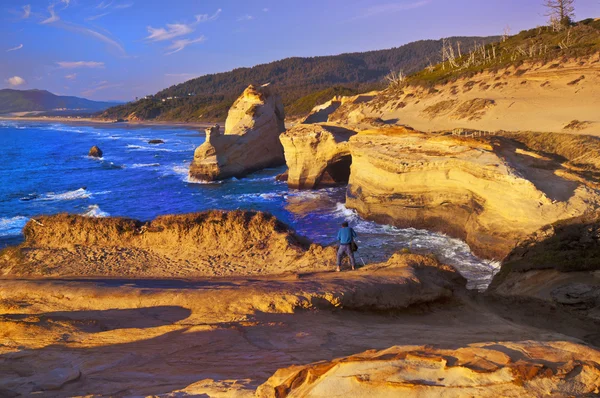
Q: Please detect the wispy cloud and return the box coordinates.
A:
[96,1,113,9]
[263,8,270,12]
[61,0,71,9]
[86,12,110,21]
[114,3,134,9]
[237,15,254,21]
[65,73,77,80]
[147,23,194,41]
[44,21,126,55]
[22,4,31,18]
[351,0,431,21]
[6,44,24,52]
[41,3,60,24]
[195,8,222,23]
[6,76,26,87]
[82,81,123,96]
[166,36,206,55]
[57,61,105,69]
[146,9,220,42]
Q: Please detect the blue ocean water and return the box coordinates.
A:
[0,121,498,289]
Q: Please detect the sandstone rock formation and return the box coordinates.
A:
[0,211,335,278]
[189,84,285,181]
[256,341,600,397]
[344,127,600,259]
[88,145,103,158]
[280,124,357,189]
[489,212,600,321]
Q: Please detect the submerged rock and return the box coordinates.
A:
[189,84,285,181]
[148,139,165,144]
[88,145,103,158]
[256,341,600,397]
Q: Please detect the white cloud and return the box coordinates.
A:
[166,36,206,55]
[195,8,222,23]
[351,0,431,20]
[237,15,254,21]
[6,76,26,87]
[61,0,71,8]
[65,73,77,80]
[263,8,269,12]
[41,4,60,24]
[146,23,194,42]
[57,61,105,69]
[22,5,31,18]
[6,44,24,52]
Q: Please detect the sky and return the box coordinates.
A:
[1,0,599,101]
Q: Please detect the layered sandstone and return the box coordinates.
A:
[345,127,600,259]
[0,211,335,277]
[489,212,600,321]
[257,341,600,397]
[280,124,357,189]
[189,84,285,181]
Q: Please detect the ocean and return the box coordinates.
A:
[0,120,498,289]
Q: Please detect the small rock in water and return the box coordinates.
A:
[148,139,165,144]
[88,145,103,158]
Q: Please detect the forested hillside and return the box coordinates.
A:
[101,36,498,122]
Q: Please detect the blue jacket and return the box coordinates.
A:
[337,227,357,245]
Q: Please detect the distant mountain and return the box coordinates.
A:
[101,36,499,122]
[0,89,119,115]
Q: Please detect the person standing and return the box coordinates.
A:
[336,221,357,272]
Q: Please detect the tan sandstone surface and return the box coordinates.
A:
[324,55,600,136]
[189,84,285,181]
[0,211,336,278]
[257,341,600,398]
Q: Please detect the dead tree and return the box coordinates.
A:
[543,0,575,30]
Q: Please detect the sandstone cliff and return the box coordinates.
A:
[257,341,600,397]
[489,212,600,321]
[344,127,600,259]
[280,124,357,189]
[189,84,285,181]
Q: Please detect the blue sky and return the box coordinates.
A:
[2,0,599,101]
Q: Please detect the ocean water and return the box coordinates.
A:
[0,121,499,289]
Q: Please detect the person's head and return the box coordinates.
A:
[342,221,349,228]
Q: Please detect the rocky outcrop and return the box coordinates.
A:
[256,341,600,397]
[88,145,103,158]
[280,124,357,189]
[189,84,285,181]
[148,139,164,144]
[345,127,600,259]
[488,212,600,321]
[0,211,335,277]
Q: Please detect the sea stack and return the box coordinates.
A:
[88,145,103,158]
[189,84,286,181]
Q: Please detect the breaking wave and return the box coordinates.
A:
[83,205,110,218]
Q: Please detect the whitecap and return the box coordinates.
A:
[83,205,110,218]
[0,216,29,237]
[38,188,91,201]
[131,163,161,168]
[126,144,187,153]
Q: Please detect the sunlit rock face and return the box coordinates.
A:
[189,84,286,181]
[280,124,357,189]
[344,127,600,260]
[256,341,600,398]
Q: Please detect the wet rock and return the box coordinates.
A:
[88,145,103,158]
[148,139,165,144]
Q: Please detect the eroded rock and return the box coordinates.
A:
[88,145,103,158]
[256,341,600,398]
[280,124,357,189]
[189,84,285,181]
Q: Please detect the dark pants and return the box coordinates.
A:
[337,244,355,268]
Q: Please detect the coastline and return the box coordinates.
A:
[0,115,222,130]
